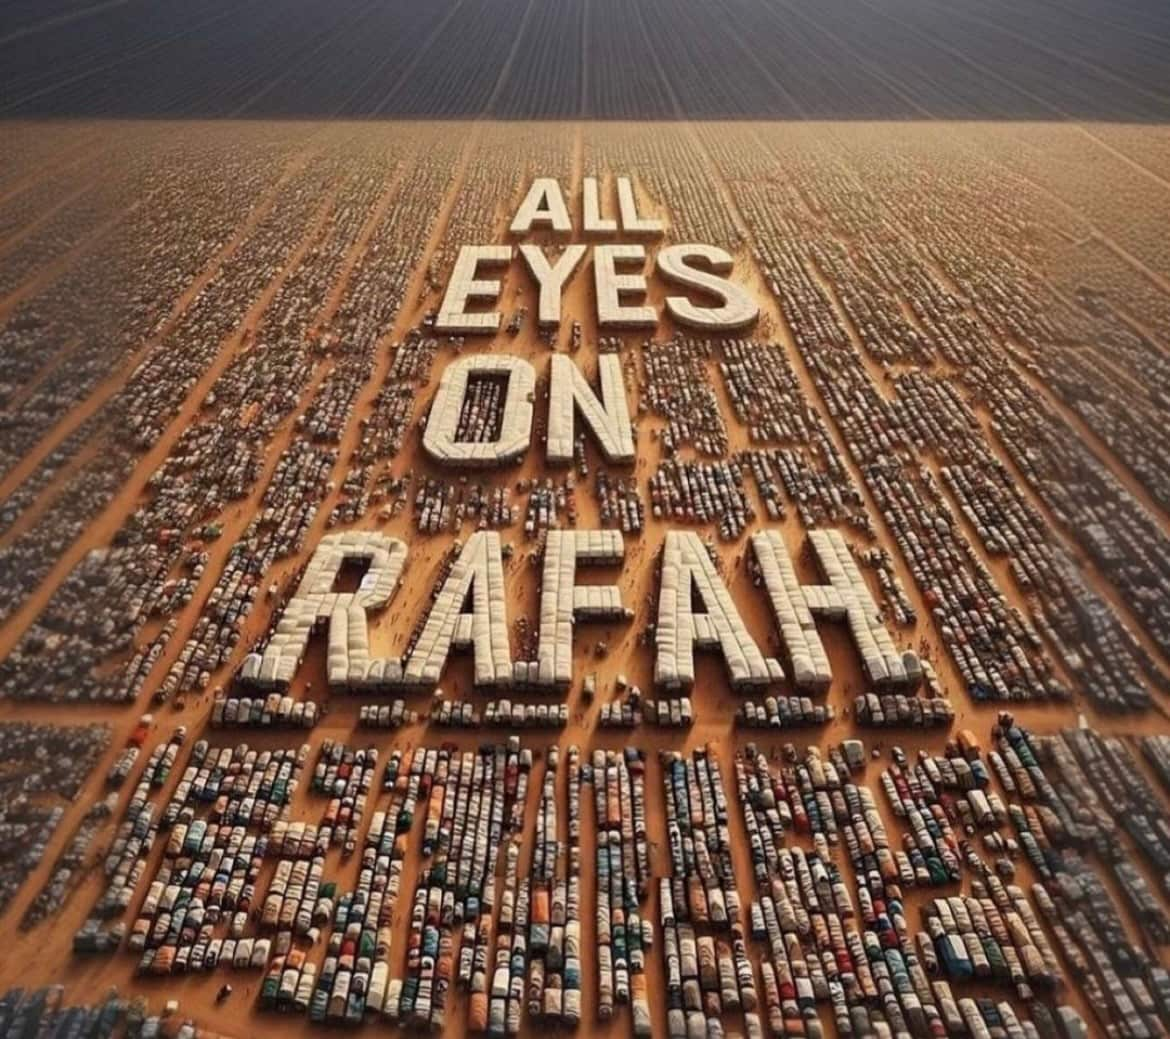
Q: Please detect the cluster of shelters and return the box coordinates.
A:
[520,746,583,1026]
[659,746,759,1037]
[743,446,871,536]
[414,477,515,535]
[0,136,462,718]
[72,727,189,951]
[640,336,728,456]
[0,137,296,627]
[211,695,320,729]
[650,458,754,540]
[721,145,1132,711]
[24,797,114,932]
[982,716,1170,1036]
[310,741,377,856]
[0,721,110,916]
[385,742,529,1031]
[0,546,173,704]
[594,470,645,533]
[588,748,652,1031]
[737,697,833,730]
[118,740,306,968]
[522,480,568,538]
[855,694,955,729]
[0,985,227,1039]
[357,701,418,729]
[251,746,424,1024]
[732,736,1080,1038]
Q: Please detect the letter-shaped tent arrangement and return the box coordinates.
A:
[509,178,573,234]
[751,529,833,693]
[805,529,921,689]
[242,532,406,691]
[753,528,920,693]
[655,530,782,692]
[656,243,760,331]
[423,355,534,468]
[242,527,915,697]
[594,244,657,330]
[546,354,635,465]
[517,530,630,691]
[403,531,513,688]
[435,244,511,333]
[519,243,586,327]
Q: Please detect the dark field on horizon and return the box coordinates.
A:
[2,0,1170,119]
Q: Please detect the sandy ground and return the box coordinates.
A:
[1,122,1169,1037]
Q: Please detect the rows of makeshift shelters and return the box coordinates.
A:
[589,748,652,1033]
[640,336,728,457]
[0,721,110,917]
[737,697,833,730]
[211,694,319,729]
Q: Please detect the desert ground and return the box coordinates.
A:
[2,120,1170,1039]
